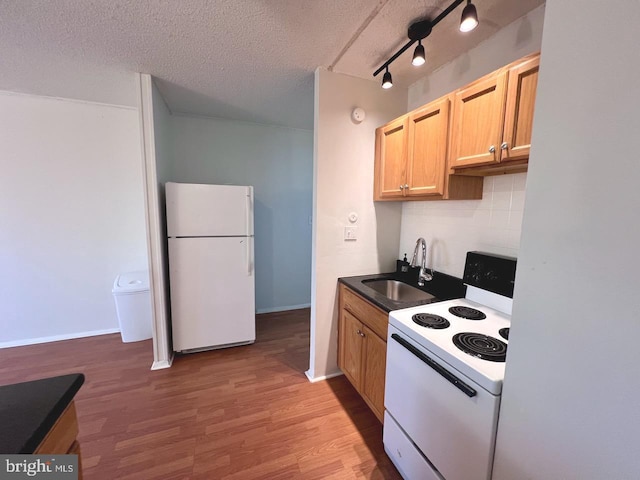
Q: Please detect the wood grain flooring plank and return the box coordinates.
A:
[117,438,196,468]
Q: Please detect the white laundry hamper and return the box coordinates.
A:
[112,271,153,342]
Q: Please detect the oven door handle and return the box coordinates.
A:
[391,333,477,398]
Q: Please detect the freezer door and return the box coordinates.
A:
[166,182,253,237]
[169,237,255,352]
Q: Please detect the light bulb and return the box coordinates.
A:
[382,70,393,89]
[460,1,478,33]
[412,43,426,67]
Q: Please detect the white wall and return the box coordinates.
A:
[493,2,640,479]
[153,82,173,195]
[169,114,313,313]
[0,91,147,347]
[309,69,406,380]
[399,5,545,276]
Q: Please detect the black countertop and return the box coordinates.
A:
[0,373,85,454]
[339,268,466,313]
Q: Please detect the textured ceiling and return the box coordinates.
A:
[0,0,544,130]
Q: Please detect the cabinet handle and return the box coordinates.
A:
[399,185,404,190]
[404,184,409,189]
[489,145,496,153]
[501,142,508,150]
[356,329,365,337]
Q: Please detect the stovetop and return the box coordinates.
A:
[389,297,511,395]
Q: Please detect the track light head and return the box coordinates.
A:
[382,69,393,89]
[460,0,478,33]
[412,41,426,67]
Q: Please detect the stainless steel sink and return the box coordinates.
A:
[362,279,435,302]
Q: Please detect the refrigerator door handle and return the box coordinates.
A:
[246,193,252,236]
[246,191,253,276]
[246,237,251,276]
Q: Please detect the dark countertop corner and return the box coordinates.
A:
[0,373,85,454]
[339,268,466,313]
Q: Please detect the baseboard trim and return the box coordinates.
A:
[0,328,121,349]
[151,353,174,371]
[256,303,311,314]
[305,369,344,383]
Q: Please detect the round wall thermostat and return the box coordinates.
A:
[351,108,366,123]
[348,212,358,223]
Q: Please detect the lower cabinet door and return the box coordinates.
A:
[361,326,386,421]
[339,310,363,388]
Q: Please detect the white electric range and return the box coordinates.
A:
[383,252,516,480]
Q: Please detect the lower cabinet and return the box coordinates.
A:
[338,284,388,422]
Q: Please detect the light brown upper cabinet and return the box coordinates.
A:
[374,95,482,201]
[405,97,450,197]
[450,53,540,173]
[450,70,508,168]
[373,52,540,201]
[374,115,409,199]
[502,54,540,162]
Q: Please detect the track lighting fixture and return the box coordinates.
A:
[382,68,393,89]
[412,41,426,67]
[373,0,479,88]
[460,0,479,33]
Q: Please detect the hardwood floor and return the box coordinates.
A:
[0,309,401,479]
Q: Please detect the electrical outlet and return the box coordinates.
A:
[344,226,357,241]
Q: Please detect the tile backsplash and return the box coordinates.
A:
[398,173,527,278]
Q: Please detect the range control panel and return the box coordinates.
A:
[463,251,517,298]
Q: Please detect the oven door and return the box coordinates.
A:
[384,325,500,480]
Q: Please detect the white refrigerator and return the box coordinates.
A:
[166,182,255,353]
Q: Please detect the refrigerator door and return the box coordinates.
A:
[169,236,255,352]
[166,182,253,237]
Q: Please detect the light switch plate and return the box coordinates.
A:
[344,226,357,241]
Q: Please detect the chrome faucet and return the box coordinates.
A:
[410,237,433,286]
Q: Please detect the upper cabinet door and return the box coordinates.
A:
[406,96,450,197]
[450,70,508,168]
[374,116,408,199]
[501,55,540,162]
